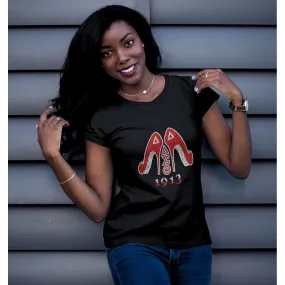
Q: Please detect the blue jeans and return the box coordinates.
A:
[106,243,212,285]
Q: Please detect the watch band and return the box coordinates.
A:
[229,99,248,112]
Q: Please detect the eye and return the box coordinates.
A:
[125,39,134,47]
[102,51,112,58]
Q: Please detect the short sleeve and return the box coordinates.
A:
[84,111,110,147]
[197,87,220,119]
[179,75,220,119]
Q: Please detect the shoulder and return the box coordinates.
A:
[163,74,196,99]
[88,101,124,131]
[90,102,120,120]
[89,108,105,124]
[163,74,196,103]
[87,106,108,125]
[166,74,195,90]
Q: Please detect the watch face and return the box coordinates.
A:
[244,100,248,111]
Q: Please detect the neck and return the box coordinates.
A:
[120,68,154,95]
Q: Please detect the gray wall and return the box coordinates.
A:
[8,0,277,284]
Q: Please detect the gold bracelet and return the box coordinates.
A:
[59,172,76,185]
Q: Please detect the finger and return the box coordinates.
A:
[56,120,70,129]
[39,106,54,125]
[196,75,220,88]
[50,117,70,128]
[196,73,219,84]
[192,69,216,80]
[198,80,220,93]
[195,75,219,92]
[51,117,67,127]
[45,115,57,126]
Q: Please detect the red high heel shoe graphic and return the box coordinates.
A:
[164,128,193,172]
[138,132,163,175]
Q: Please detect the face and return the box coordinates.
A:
[100,21,146,85]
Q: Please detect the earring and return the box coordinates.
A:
[142,43,144,47]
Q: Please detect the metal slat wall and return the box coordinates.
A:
[9,206,276,250]
[7,117,277,160]
[9,72,276,115]
[8,163,276,204]
[9,27,276,70]
[8,0,276,284]
[9,252,276,285]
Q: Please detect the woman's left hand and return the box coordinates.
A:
[193,69,243,105]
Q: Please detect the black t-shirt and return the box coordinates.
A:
[84,75,219,249]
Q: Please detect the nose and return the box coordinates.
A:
[117,49,129,65]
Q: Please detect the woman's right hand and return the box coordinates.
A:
[37,107,70,160]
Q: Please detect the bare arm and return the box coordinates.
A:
[37,107,113,223]
[46,142,113,223]
[202,102,252,178]
[193,69,252,179]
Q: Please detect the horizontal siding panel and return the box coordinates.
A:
[8,251,276,285]
[8,27,276,70]
[153,27,276,69]
[8,117,276,160]
[9,252,112,285]
[9,28,73,71]
[201,162,276,204]
[8,0,150,25]
[151,0,276,25]
[8,164,84,205]
[8,206,276,250]
[8,73,60,115]
[8,162,276,205]
[8,72,276,115]
[9,0,276,26]
[203,117,276,159]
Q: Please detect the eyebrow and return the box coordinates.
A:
[101,32,133,50]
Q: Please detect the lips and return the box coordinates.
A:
[118,64,137,76]
[121,65,135,73]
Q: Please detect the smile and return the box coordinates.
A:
[119,64,137,76]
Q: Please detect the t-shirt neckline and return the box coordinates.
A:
[117,74,169,106]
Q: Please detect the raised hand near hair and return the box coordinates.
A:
[192,69,243,106]
[37,106,70,160]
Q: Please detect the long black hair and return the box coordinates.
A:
[50,5,162,160]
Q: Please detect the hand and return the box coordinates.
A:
[37,107,70,159]
[193,69,244,105]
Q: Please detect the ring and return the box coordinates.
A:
[55,117,60,122]
[205,72,208,78]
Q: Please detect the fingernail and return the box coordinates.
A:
[191,75,196,80]
[194,87,199,93]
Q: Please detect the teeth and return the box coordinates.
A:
[121,65,135,73]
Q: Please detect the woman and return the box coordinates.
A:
[37,4,252,285]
